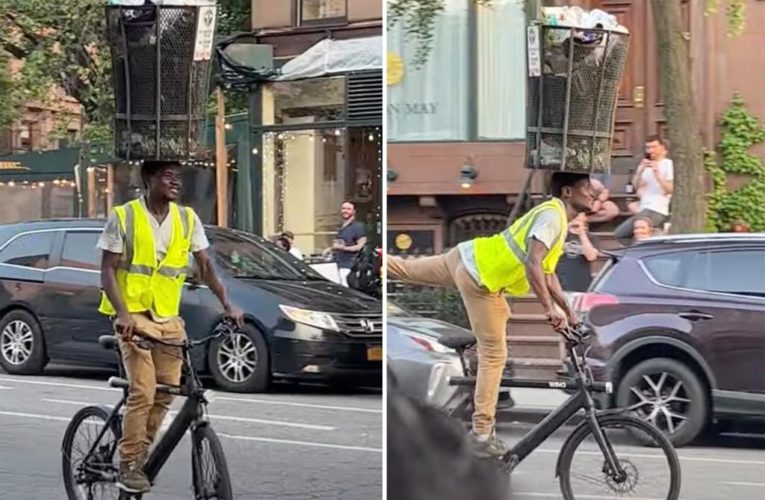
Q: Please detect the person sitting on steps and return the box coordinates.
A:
[615,135,674,243]
[387,172,592,458]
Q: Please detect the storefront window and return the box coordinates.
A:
[265,77,345,126]
[0,179,77,224]
[477,0,526,140]
[386,0,469,142]
[261,126,382,256]
[300,0,347,24]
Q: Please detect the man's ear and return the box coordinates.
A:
[560,186,572,199]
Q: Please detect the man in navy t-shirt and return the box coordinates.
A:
[330,201,367,286]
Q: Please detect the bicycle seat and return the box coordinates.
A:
[99,335,118,351]
[438,332,477,350]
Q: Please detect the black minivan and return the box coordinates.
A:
[0,219,382,392]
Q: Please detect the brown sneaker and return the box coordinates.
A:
[117,460,151,494]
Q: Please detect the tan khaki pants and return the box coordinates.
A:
[388,249,510,435]
[117,313,186,464]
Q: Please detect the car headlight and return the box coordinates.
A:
[279,305,339,331]
[405,334,453,354]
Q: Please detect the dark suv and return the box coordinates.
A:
[575,234,765,446]
[0,219,382,392]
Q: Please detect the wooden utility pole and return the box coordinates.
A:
[215,86,229,227]
[106,164,114,213]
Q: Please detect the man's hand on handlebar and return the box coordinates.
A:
[224,304,245,329]
[114,312,136,341]
[546,308,568,333]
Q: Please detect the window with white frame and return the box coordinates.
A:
[386,0,526,142]
[300,0,347,25]
[387,0,469,141]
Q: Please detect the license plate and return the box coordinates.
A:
[367,345,382,361]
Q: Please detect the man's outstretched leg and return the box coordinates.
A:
[387,248,460,288]
[452,259,511,458]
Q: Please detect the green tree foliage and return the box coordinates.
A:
[0,0,250,145]
[705,95,765,232]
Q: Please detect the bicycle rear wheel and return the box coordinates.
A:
[191,424,233,499]
[558,414,681,500]
[62,405,122,500]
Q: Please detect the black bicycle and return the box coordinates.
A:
[442,324,682,499]
[61,319,237,500]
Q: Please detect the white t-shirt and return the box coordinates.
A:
[638,158,674,216]
[289,247,304,260]
[527,207,565,251]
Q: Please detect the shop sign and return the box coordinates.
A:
[0,161,30,172]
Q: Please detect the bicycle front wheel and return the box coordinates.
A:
[191,424,233,500]
[558,414,681,500]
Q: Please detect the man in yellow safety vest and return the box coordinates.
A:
[97,160,244,493]
[387,172,594,457]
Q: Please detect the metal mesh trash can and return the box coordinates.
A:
[526,24,629,173]
[106,1,218,160]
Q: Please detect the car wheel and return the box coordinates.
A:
[0,309,47,374]
[208,323,270,393]
[617,357,707,447]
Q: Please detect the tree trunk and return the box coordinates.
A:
[650,0,706,233]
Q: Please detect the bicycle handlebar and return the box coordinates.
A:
[560,323,592,346]
[129,318,238,350]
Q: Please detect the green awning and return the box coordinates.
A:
[0,147,118,181]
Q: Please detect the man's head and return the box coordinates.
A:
[141,160,182,202]
[633,217,653,241]
[281,230,295,242]
[550,172,593,215]
[275,236,291,252]
[340,201,356,221]
[645,135,668,161]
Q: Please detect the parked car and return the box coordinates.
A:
[386,301,513,411]
[386,301,465,407]
[575,233,765,446]
[0,219,382,392]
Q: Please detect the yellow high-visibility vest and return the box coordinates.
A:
[99,199,194,318]
[465,199,567,295]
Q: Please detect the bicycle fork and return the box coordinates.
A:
[585,408,627,481]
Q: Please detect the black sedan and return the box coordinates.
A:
[0,219,382,392]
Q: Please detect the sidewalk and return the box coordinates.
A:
[496,388,586,427]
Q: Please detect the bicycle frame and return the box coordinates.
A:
[448,341,622,473]
[114,345,210,483]
[80,339,211,486]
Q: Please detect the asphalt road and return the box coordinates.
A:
[0,366,382,500]
[498,423,765,500]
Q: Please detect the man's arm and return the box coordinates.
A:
[545,272,578,325]
[341,236,367,253]
[525,239,556,314]
[101,250,129,319]
[651,165,674,194]
[578,231,599,262]
[192,249,242,326]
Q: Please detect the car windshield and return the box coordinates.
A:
[208,231,325,281]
